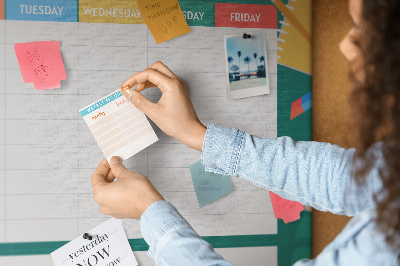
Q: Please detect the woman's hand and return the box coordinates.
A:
[120,61,206,151]
[91,157,164,220]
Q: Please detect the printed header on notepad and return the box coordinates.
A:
[80,90,123,117]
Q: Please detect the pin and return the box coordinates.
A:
[242,33,251,39]
[83,233,96,241]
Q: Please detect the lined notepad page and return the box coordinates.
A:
[79,90,158,161]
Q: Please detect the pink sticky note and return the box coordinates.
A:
[14,41,67,90]
[269,191,304,224]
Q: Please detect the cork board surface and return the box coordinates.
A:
[312,0,353,258]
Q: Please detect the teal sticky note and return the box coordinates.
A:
[189,160,233,208]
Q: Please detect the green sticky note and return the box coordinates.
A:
[189,160,233,208]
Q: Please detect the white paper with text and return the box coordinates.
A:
[51,218,138,266]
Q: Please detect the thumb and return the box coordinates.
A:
[109,156,128,178]
[122,89,155,116]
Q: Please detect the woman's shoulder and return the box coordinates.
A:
[323,209,399,265]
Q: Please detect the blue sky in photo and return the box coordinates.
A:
[226,32,266,73]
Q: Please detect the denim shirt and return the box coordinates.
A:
[140,124,399,265]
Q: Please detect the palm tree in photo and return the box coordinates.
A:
[237,51,242,76]
[227,56,234,73]
[253,53,258,73]
[260,55,265,71]
[244,56,251,78]
[231,64,239,73]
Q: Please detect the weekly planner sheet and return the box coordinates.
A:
[79,90,158,162]
[0,0,312,265]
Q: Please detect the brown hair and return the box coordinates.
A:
[350,0,400,251]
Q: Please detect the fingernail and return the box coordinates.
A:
[110,156,122,165]
[124,89,133,100]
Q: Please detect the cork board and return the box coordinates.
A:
[312,0,353,257]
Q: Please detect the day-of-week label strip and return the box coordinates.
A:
[1,1,277,29]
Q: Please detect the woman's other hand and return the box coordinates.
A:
[91,157,164,219]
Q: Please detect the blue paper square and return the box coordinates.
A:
[301,91,312,104]
[189,160,234,208]
[301,99,312,111]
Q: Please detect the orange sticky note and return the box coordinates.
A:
[269,191,304,224]
[137,0,191,44]
[14,41,66,90]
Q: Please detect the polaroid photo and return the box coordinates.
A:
[224,31,270,100]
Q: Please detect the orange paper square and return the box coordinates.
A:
[137,0,191,44]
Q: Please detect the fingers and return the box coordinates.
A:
[135,81,156,92]
[99,206,110,216]
[105,169,116,183]
[121,81,155,93]
[121,68,172,94]
[147,61,178,79]
[121,89,158,117]
[91,159,110,189]
[109,156,129,178]
[94,158,116,183]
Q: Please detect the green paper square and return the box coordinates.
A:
[189,160,233,208]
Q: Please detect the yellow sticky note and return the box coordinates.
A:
[137,0,191,44]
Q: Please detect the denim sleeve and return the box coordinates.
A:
[201,124,383,216]
[140,200,235,265]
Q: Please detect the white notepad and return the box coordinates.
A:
[79,90,158,162]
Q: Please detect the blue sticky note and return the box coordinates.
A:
[189,160,233,208]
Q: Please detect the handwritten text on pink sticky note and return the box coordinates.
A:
[269,191,304,224]
[14,41,67,90]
